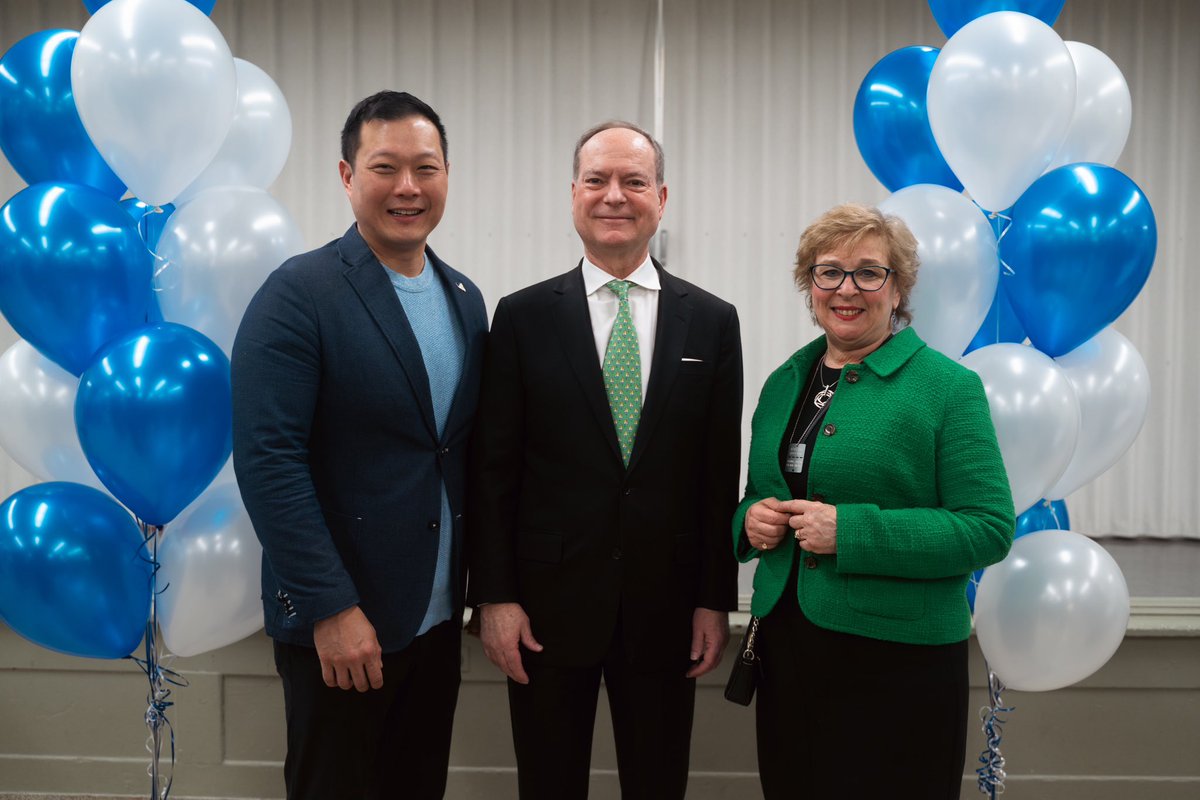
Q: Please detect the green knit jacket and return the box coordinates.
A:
[733,327,1015,645]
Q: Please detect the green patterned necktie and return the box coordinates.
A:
[602,279,641,466]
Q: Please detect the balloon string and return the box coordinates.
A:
[990,211,1015,277]
[137,206,170,290]
[125,521,184,800]
[1047,501,1063,529]
[975,663,1012,798]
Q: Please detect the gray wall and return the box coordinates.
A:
[2,610,1198,799]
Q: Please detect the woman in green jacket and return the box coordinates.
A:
[735,203,1014,798]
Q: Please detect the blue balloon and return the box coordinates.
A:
[0,482,151,658]
[928,0,1065,39]
[0,182,155,376]
[968,497,1068,611]
[1001,164,1157,357]
[120,198,176,252]
[0,30,125,198]
[75,323,232,526]
[1016,497,1070,538]
[118,199,170,323]
[84,0,216,13]
[963,282,1025,355]
[853,46,962,193]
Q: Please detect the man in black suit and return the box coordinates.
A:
[232,92,487,799]
[469,122,743,799]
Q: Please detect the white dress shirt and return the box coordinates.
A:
[582,256,659,402]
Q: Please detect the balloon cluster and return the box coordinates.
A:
[854,1,1145,703]
[0,0,301,664]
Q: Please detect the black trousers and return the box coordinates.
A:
[755,587,968,800]
[506,623,696,800]
[272,619,462,800]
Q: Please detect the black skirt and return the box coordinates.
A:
[754,559,969,800]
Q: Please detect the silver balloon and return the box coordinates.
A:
[879,184,998,359]
[71,0,238,206]
[175,58,293,203]
[1046,42,1132,173]
[158,481,263,657]
[960,343,1080,512]
[0,340,104,489]
[155,186,306,355]
[928,11,1076,212]
[1045,328,1150,499]
[975,530,1129,692]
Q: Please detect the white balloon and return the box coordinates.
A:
[1046,42,1132,172]
[71,0,237,206]
[155,187,306,355]
[879,184,998,359]
[175,58,294,203]
[158,481,263,657]
[0,340,104,490]
[928,11,1076,212]
[975,530,1129,692]
[960,343,1080,512]
[1045,328,1150,499]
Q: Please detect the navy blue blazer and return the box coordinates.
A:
[231,224,487,652]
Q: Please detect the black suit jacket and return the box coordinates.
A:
[468,262,742,670]
[232,224,488,652]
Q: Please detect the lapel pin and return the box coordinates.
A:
[456,282,466,292]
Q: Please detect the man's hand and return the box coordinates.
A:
[685,607,729,678]
[313,605,383,692]
[480,602,543,684]
[745,497,791,551]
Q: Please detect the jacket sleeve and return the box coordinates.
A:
[466,296,524,605]
[732,398,768,564]
[732,364,792,564]
[833,368,1015,580]
[231,268,359,625]
[695,302,743,610]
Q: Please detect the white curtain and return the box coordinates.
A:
[0,0,1196,540]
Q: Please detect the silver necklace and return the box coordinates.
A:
[813,357,837,409]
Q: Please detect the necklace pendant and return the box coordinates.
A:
[814,386,834,409]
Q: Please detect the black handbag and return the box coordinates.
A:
[723,615,761,706]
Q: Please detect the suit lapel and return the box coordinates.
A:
[338,228,438,440]
[552,264,625,464]
[628,263,690,472]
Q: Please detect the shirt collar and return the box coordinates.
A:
[582,254,660,296]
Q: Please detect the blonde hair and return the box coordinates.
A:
[792,203,919,326]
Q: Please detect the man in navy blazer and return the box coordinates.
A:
[232,92,486,799]
[469,122,742,798]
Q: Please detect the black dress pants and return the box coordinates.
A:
[755,586,968,800]
[273,619,462,800]
[506,622,696,800]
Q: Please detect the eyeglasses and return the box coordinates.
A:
[809,264,893,292]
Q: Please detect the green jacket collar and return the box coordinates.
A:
[787,326,925,378]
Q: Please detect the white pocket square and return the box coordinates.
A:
[681,357,704,362]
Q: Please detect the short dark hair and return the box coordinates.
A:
[340,91,448,165]
[573,121,664,186]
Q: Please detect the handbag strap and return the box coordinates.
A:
[742,616,761,661]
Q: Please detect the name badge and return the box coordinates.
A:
[784,442,805,474]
